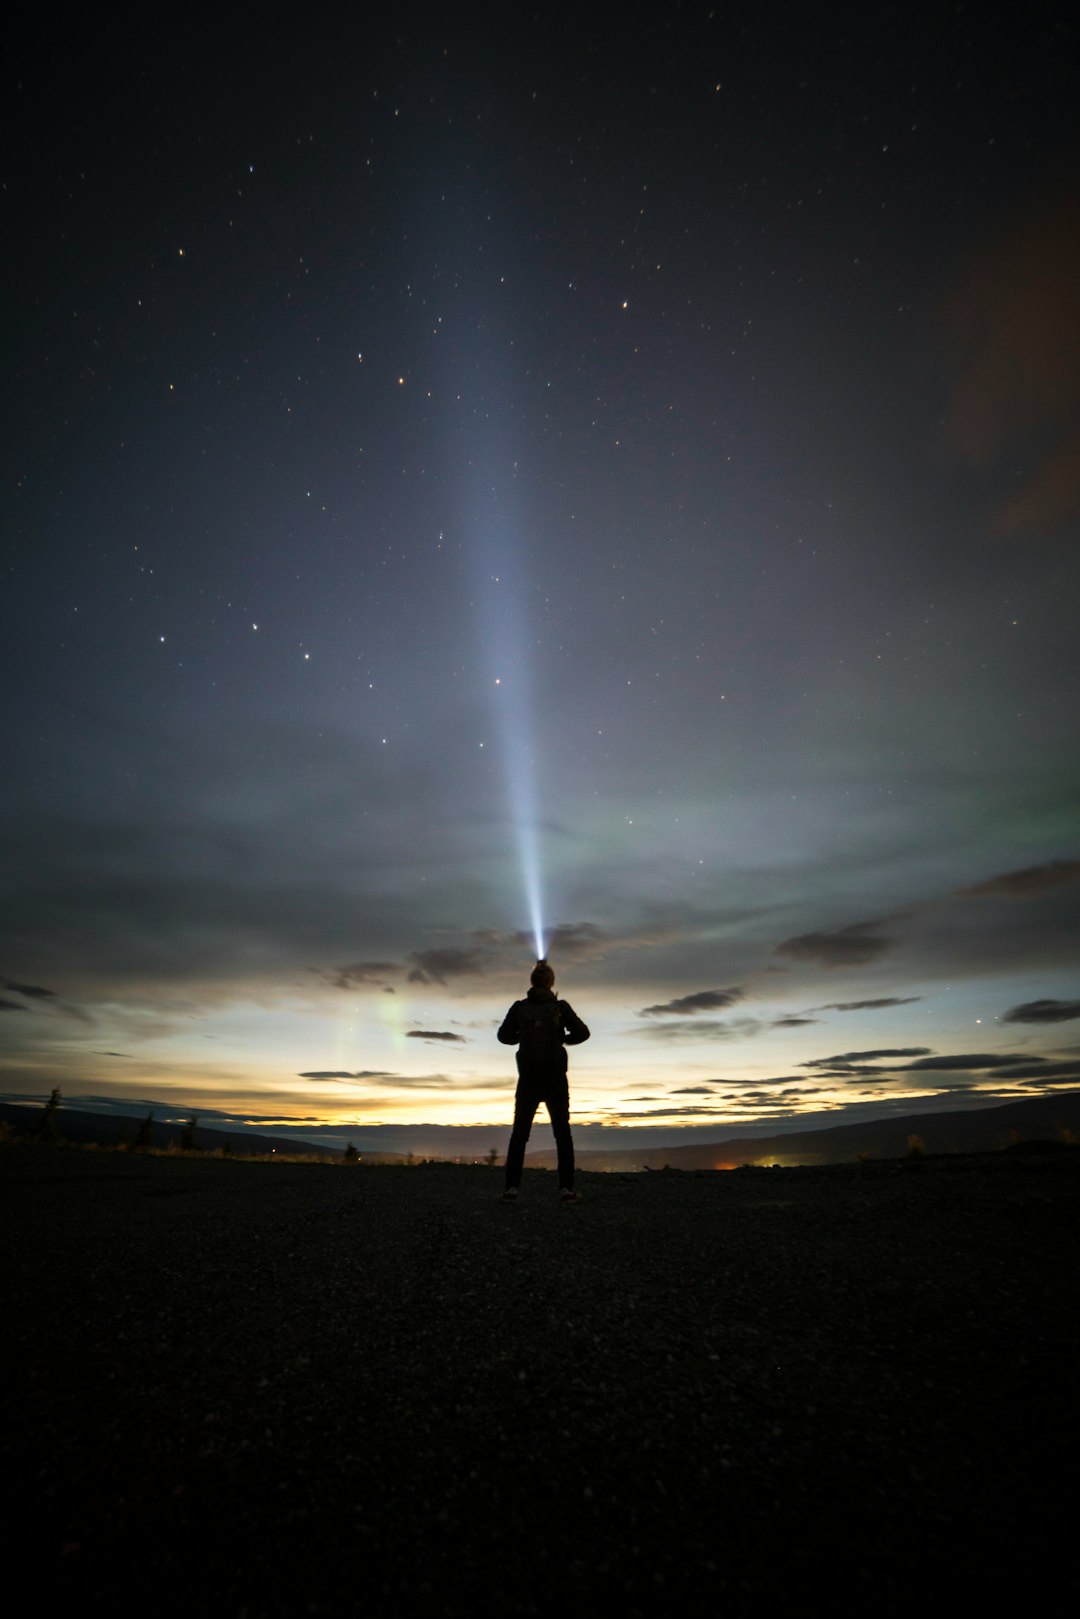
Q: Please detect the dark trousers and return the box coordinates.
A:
[505,1070,575,1190]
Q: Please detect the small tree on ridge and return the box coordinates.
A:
[36,1088,61,1145]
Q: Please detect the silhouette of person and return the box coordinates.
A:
[498,959,589,1202]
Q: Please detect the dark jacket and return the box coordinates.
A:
[497,985,590,1076]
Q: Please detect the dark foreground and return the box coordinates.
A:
[3,1146,1077,1615]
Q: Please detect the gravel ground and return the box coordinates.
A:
[2,1144,1077,1615]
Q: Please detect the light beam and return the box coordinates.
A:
[466,497,547,957]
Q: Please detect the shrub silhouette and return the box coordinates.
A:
[344,1141,359,1162]
[179,1116,198,1152]
[134,1111,154,1150]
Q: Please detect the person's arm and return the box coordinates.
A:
[560,1001,590,1045]
[497,1002,522,1044]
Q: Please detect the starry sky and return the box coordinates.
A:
[3,4,1079,1155]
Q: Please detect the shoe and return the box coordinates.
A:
[500,1186,519,1202]
[559,1188,581,1203]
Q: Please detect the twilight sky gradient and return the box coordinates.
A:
[3,5,1078,1154]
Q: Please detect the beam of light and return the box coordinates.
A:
[433,214,549,958]
[467,485,546,961]
[496,689,545,959]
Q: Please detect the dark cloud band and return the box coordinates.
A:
[775,922,894,967]
[1002,998,1080,1024]
[640,987,744,1017]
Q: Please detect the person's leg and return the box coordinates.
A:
[545,1080,575,1191]
[504,1084,540,1190]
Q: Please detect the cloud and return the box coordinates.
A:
[407,939,499,983]
[954,860,1080,901]
[540,922,608,960]
[296,1069,481,1090]
[803,1048,933,1069]
[801,1048,1055,1079]
[619,1104,730,1118]
[634,1017,762,1043]
[320,962,399,990]
[905,1053,1037,1071]
[0,724,618,1004]
[389,1072,504,1090]
[773,1015,818,1027]
[0,998,28,1012]
[669,1085,718,1095]
[810,1067,904,1079]
[512,919,679,965]
[943,186,1080,535]
[406,1029,466,1043]
[404,932,524,977]
[2,978,57,999]
[406,920,615,983]
[1002,998,1080,1024]
[816,997,922,1011]
[297,1070,396,1081]
[0,727,454,992]
[990,1059,1080,1079]
[775,921,895,967]
[640,987,744,1017]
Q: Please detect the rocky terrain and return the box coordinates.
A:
[2,1144,1077,1614]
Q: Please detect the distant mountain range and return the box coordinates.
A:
[526,1092,1080,1170]
[3,1091,1078,1171]
[0,1102,345,1160]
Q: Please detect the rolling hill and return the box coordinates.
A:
[527,1091,1080,1170]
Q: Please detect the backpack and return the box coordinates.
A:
[518,998,564,1066]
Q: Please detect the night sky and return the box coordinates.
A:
[3,4,1079,1155]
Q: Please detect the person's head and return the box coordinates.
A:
[530,959,555,990]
